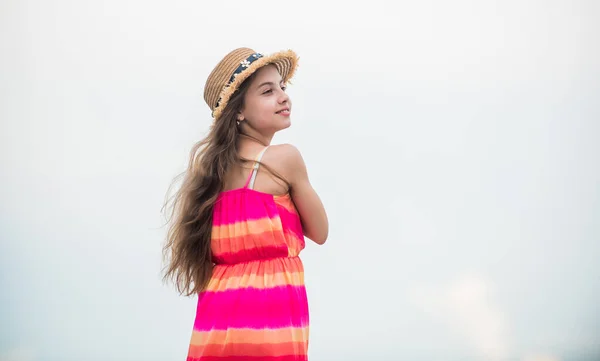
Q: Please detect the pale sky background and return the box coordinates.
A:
[1,0,599,360]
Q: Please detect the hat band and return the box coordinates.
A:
[214,52,264,111]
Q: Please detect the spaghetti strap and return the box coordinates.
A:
[243,146,270,189]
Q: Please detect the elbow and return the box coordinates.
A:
[314,237,327,245]
[307,230,328,245]
[302,217,329,245]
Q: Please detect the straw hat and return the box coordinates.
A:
[203,47,299,120]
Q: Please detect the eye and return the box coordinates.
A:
[281,85,287,91]
[262,89,272,94]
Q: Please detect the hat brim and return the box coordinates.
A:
[212,49,299,120]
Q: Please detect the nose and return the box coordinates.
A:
[278,89,289,104]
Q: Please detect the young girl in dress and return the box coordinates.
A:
[163,47,328,360]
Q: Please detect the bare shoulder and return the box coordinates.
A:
[263,144,307,184]
[265,143,305,166]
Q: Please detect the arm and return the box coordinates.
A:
[278,144,329,245]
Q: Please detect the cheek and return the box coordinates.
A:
[244,96,284,126]
[251,98,275,117]
[244,99,261,119]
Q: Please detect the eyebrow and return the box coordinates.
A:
[256,81,284,89]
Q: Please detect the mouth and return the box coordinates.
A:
[276,108,291,116]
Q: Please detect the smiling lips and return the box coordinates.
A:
[276,108,290,116]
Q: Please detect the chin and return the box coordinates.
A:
[277,118,292,131]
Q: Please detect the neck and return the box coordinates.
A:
[238,124,274,146]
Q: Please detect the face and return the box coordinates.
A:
[238,64,292,132]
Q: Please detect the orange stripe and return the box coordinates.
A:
[273,193,291,200]
[188,341,307,357]
[211,232,288,256]
[212,217,283,239]
[274,196,298,214]
[205,270,304,292]
[283,231,304,257]
[190,327,308,346]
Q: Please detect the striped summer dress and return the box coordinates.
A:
[187,146,309,360]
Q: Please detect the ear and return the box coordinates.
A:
[237,112,244,121]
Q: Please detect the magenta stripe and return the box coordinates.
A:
[193,286,308,330]
[212,245,289,264]
[188,356,307,361]
[214,196,279,224]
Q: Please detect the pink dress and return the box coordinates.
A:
[187,147,309,360]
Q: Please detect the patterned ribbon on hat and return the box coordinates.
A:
[214,52,264,112]
[228,53,264,83]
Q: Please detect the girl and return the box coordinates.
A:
[163,47,329,360]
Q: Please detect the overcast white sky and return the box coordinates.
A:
[1,0,599,360]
